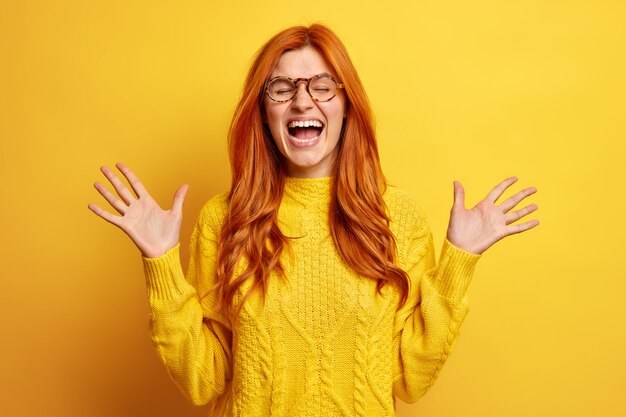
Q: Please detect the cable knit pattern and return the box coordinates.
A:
[270,313,286,416]
[354,280,370,417]
[142,177,481,416]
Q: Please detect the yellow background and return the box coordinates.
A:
[1,1,624,416]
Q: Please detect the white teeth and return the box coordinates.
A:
[288,120,323,128]
[290,136,319,143]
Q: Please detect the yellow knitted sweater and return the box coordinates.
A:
[142,177,480,417]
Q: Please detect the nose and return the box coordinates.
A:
[291,82,314,111]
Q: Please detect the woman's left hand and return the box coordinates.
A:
[445,177,539,255]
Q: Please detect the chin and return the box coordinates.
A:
[284,152,335,177]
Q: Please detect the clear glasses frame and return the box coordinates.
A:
[265,73,345,103]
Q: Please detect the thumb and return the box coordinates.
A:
[171,184,189,214]
[452,180,465,210]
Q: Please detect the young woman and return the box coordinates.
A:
[89,24,538,417]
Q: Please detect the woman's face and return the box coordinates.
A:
[264,46,346,178]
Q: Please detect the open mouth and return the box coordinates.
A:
[287,120,324,142]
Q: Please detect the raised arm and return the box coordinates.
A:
[88,164,232,405]
[393,178,539,402]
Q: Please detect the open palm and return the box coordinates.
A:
[88,163,188,258]
[446,177,539,255]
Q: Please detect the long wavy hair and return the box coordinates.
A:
[214,24,409,320]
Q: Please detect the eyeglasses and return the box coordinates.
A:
[265,73,344,103]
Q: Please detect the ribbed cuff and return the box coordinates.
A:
[432,239,481,300]
[142,243,189,300]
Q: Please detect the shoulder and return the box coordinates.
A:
[195,191,230,237]
[383,185,433,265]
[383,186,428,228]
[383,185,431,245]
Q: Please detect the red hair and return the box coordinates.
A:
[214,24,409,320]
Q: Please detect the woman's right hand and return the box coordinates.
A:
[88,163,189,258]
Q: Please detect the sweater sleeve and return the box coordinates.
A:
[391,200,480,403]
[142,197,232,406]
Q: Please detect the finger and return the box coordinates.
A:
[505,219,540,236]
[504,203,538,225]
[485,176,518,203]
[94,182,127,215]
[453,180,465,210]
[116,162,149,198]
[499,187,537,213]
[171,184,189,214]
[100,165,136,204]
[87,203,123,227]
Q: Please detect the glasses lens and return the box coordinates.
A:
[309,76,337,101]
[267,78,296,101]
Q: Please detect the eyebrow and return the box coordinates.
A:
[268,72,335,80]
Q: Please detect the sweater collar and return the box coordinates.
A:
[283,176,333,206]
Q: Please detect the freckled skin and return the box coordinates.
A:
[264,46,346,178]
